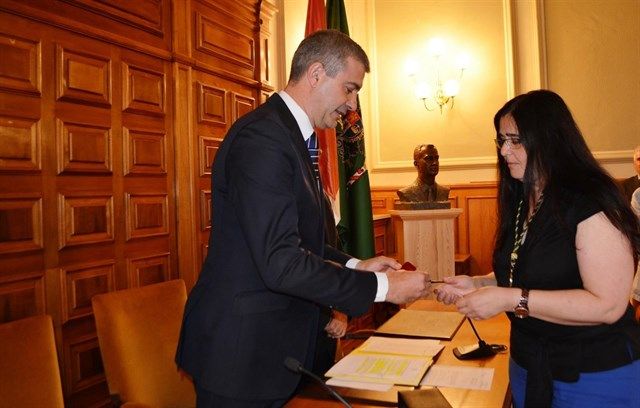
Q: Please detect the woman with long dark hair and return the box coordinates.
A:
[436,90,640,407]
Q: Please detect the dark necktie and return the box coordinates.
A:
[306,132,321,191]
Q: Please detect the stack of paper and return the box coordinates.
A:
[325,337,444,386]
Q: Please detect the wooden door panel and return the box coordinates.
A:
[197,82,227,125]
[127,252,171,287]
[55,44,112,107]
[0,10,177,406]
[466,195,498,275]
[191,1,257,82]
[56,119,112,174]
[0,32,41,95]
[0,116,42,172]
[60,260,116,324]
[0,272,46,323]
[1,0,273,405]
[0,194,43,254]
[122,61,166,116]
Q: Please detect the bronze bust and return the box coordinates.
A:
[395,144,450,209]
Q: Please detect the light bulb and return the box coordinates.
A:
[414,82,431,99]
[443,80,460,97]
[427,38,446,58]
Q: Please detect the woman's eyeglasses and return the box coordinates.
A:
[494,136,523,150]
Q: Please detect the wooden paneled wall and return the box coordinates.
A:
[0,1,276,406]
[371,182,498,276]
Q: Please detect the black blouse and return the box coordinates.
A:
[493,189,640,406]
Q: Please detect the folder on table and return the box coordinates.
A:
[376,309,465,340]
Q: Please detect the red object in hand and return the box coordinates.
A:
[401,261,416,271]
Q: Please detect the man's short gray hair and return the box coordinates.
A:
[289,29,370,82]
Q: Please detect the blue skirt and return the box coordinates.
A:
[509,358,640,408]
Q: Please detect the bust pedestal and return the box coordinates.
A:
[390,208,463,281]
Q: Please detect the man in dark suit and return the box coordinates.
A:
[176,30,431,407]
[621,145,640,202]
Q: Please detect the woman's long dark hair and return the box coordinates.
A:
[493,90,639,265]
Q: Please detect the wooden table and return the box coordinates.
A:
[286,300,511,408]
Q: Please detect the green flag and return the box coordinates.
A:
[327,0,375,259]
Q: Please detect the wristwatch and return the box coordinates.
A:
[514,288,530,318]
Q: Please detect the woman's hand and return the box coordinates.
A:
[455,286,519,320]
[434,275,477,304]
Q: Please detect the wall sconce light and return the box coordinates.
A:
[405,38,470,114]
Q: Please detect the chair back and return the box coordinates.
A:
[92,279,195,407]
[0,315,65,408]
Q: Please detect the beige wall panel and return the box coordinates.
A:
[373,0,508,162]
[543,0,640,152]
[283,0,637,184]
[284,0,510,186]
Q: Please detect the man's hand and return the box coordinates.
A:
[385,270,431,304]
[356,256,401,273]
[324,311,348,338]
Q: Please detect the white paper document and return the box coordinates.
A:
[325,352,432,385]
[325,336,441,386]
[358,336,444,357]
[326,377,393,392]
[420,364,494,391]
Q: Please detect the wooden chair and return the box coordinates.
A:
[92,279,196,407]
[0,315,65,408]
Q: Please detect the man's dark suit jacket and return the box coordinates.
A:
[175,94,377,401]
[622,176,640,202]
